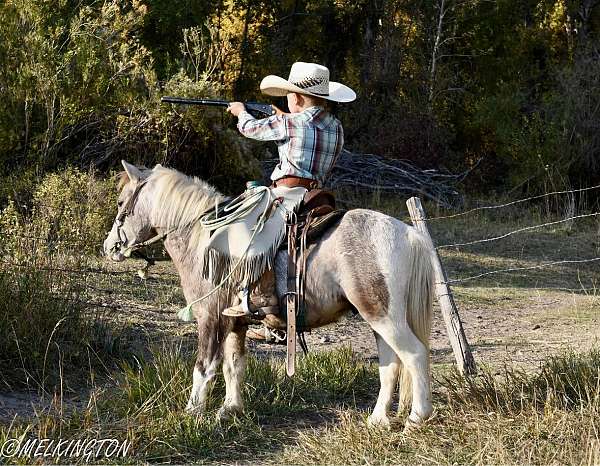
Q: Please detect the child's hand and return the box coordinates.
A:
[226,102,245,117]
[272,105,288,116]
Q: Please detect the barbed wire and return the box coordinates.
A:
[444,257,600,285]
[56,295,180,315]
[3,182,600,306]
[515,285,597,293]
[5,202,108,216]
[436,212,600,249]
[1,233,94,246]
[426,184,600,221]
[0,259,178,279]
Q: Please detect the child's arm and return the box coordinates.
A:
[237,112,287,141]
[227,102,287,142]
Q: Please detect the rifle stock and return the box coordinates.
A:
[161,96,276,118]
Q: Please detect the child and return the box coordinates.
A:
[219,62,356,317]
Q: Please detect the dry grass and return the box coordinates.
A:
[1,347,598,464]
[277,350,600,465]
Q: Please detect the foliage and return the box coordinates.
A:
[1,0,600,198]
[0,0,154,170]
[0,168,117,257]
[0,168,121,389]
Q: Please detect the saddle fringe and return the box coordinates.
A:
[202,226,286,287]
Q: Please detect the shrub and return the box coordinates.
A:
[0,167,117,257]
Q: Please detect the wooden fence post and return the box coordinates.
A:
[407,197,476,375]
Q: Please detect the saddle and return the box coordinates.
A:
[288,189,346,246]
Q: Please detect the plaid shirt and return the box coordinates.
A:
[237,106,344,186]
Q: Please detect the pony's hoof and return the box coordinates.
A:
[403,418,418,433]
[367,414,391,429]
[216,406,242,422]
[403,415,427,433]
[184,403,203,416]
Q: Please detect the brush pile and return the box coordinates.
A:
[263,149,470,208]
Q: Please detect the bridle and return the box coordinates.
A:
[110,179,171,258]
[109,177,234,260]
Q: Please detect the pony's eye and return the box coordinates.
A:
[118,200,124,207]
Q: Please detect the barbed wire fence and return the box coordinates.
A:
[405,186,600,373]
[422,187,600,290]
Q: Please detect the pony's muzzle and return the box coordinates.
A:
[103,236,126,262]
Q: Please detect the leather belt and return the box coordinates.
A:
[272,176,319,190]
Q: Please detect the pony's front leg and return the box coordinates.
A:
[217,326,247,421]
[185,355,221,414]
[185,312,222,415]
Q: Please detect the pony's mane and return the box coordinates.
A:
[147,166,223,250]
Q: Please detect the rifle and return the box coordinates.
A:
[160,96,277,118]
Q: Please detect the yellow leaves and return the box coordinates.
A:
[540,0,568,33]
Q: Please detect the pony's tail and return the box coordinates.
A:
[398,228,434,411]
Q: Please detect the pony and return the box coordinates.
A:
[103,161,435,428]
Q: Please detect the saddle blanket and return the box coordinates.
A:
[201,185,307,287]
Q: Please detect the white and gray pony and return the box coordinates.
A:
[103,161,435,428]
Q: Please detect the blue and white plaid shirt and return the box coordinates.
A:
[237,106,344,187]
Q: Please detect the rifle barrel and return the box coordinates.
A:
[160,97,230,106]
[161,96,275,117]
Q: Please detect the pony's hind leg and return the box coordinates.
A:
[218,326,247,420]
[368,333,401,428]
[370,317,432,426]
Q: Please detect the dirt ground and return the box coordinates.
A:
[246,286,600,368]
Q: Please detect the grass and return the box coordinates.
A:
[0,258,86,390]
[1,347,599,464]
[278,350,600,465]
[0,254,144,392]
[0,345,377,464]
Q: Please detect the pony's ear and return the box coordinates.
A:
[153,163,163,170]
[121,160,143,183]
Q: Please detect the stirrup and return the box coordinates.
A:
[222,289,252,318]
[222,305,252,317]
[222,304,279,318]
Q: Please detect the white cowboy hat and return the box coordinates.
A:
[260,62,356,103]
